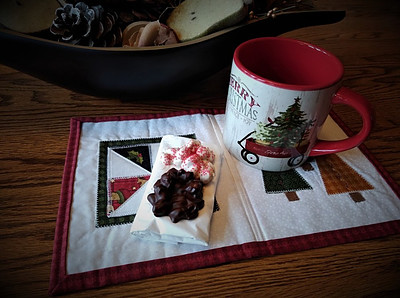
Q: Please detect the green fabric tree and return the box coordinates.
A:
[262,169,313,201]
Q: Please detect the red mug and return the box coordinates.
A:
[223,37,373,171]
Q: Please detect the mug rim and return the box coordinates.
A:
[233,37,344,91]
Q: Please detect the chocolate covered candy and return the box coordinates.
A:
[147,168,204,223]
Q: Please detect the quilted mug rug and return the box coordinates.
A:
[49,110,400,295]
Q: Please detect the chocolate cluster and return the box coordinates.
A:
[147,168,204,223]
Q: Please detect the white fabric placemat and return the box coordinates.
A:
[65,112,400,275]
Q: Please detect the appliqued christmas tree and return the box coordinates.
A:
[316,154,374,202]
[254,97,315,148]
[263,169,313,201]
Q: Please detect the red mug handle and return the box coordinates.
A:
[309,87,374,156]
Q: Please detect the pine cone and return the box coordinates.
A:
[50,2,122,47]
[64,0,179,24]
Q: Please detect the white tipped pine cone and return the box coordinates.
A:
[50,1,122,47]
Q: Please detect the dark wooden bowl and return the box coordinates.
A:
[0,10,345,99]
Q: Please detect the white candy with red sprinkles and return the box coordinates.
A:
[199,161,215,184]
[196,145,215,163]
[160,139,216,184]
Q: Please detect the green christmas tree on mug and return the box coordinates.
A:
[254,97,315,148]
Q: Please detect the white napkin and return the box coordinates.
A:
[130,135,220,246]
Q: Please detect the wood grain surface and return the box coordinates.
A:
[0,0,399,297]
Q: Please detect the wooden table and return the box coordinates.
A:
[1,0,399,296]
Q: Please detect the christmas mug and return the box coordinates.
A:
[223,37,373,172]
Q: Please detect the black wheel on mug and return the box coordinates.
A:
[241,149,259,165]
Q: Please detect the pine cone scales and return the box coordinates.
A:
[50,2,122,47]
[50,3,93,43]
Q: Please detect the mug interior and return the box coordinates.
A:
[234,37,343,90]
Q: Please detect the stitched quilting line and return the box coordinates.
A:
[208,114,264,242]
